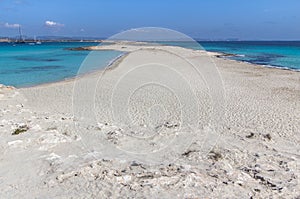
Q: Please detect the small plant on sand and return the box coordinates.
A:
[12,125,29,135]
[263,133,272,140]
[208,150,222,161]
[246,132,255,138]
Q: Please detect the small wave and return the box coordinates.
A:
[212,51,299,72]
[107,53,127,67]
[263,64,300,72]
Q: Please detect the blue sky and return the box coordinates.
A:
[0,0,300,40]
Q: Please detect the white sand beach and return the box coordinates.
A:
[0,42,299,198]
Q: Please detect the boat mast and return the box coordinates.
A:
[18,25,24,42]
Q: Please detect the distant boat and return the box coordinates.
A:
[34,36,42,45]
[14,26,25,44]
[27,36,42,45]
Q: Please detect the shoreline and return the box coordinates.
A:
[27,42,300,88]
[1,41,299,89]
[39,49,300,90]
[24,43,300,88]
[213,51,300,72]
[6,47,299,90]
[14,51,128,89]
[71,42,300,71]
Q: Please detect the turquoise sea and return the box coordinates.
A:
[161,41,300,71]
[0,42,122,87]
[0,41,299,87]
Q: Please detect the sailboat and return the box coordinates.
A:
[15,25,25,44]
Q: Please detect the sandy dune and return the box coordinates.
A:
[0,42,299,198]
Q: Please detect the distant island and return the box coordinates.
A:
[0,36,106,43]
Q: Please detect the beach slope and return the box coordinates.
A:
[0,42,299,198]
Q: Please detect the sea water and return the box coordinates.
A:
[160,41,300,71]
[0,42,123,87]
[0,41,299,87]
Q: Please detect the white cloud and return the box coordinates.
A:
[45,20,64,27]
[4,22,20,28]
[80,28,85,32]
